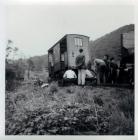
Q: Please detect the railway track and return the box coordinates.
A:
[59,82,134,89]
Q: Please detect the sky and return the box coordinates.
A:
[7,5,134,58]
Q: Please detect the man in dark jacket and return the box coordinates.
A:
[75,49,86,86]
[103,54,110,83]
[110,57,118,84]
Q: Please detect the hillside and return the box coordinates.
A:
[89,24,134,62]
[30,54,48,71]
[13,24,134,72]
[26,24,134,71]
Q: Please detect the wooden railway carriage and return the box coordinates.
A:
[120,31,134,84]
[48,34,90,79]
[121,31,134,63]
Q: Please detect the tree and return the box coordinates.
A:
[6,40,19,63]
[6,40,25,90]
[6,40,13,63]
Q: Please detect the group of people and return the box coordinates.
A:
[93,55,118,84]
[62,48,132,86]
[63,49,95,86]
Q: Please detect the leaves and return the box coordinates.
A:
[6,84,134,135]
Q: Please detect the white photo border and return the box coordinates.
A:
[0,0,137,140]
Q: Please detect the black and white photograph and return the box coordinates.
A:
[5,1,134,135]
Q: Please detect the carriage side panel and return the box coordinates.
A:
[53,43,60,72]
[67,35,90,68]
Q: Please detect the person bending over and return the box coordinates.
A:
[94,58,106,84]
[63,67,77,86]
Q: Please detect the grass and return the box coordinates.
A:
[5,82,134,135]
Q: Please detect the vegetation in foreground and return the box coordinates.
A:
[5,82,134,135]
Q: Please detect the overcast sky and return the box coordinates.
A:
[7,5,134,58]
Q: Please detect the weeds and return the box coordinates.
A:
[5,83,134,135]
[48,82,58,94]
[118,93,134,119]
[109,109,134,135]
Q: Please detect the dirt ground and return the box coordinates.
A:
[5,82,134,135]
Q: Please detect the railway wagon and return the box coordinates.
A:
[120,31,134,84]
[48,34,90,79]
[121,31,134,62]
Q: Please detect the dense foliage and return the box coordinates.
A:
[6,83,134,135]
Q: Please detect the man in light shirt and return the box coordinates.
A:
[85,63,97,85]
[63,67,77,85]
[93,58,106,84]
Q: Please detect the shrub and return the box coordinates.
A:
[118,93,134,119]
[6,102,111,135]
[5,84,134,135]
[48,82,58,94]
[93,95,104,106]
[109,110,134,135]
[66,86,75,94]
[75,88,92,104]
[6,80,21,91]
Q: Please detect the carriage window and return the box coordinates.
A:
[74,38,82,46]
[61,53,64,61]
[49,54,54,66]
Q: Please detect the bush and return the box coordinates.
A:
[6,103,111,135]
[6,80,21,91]
[66,86,75,94]
[118,93,134,119]
[93,95,104,107]
[5,84,134,135]
[75,88,93,104]
[48,82,58,94]
[109,110,134,135]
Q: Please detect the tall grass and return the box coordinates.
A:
[5,83,134,135]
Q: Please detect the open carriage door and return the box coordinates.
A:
[60,38,67,70]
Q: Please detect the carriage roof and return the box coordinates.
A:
[48,34,89,52]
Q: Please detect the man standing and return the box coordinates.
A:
[103,55,110,83]
[110,57,118,84]
[75,49,86,86]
